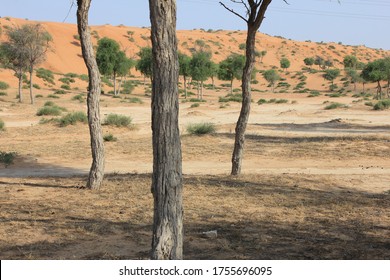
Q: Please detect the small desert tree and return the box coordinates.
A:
[280,57,290,72]
[218,53,245,94]
[77,0,105,190]
[263,69,280,92]
[190,51,213,100]
[136,47,153,89]
[303,57,314,69]
[361,59,388,99]
[0,32,29,103]
[178,52,191,98]
[96,37,123,95]
[323,69,340,91]
[220,0,275,175]
[23,24,52,104]
[343,55,358,69]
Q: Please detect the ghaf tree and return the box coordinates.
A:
[220,0,279,175]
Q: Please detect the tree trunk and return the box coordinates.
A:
[29,68,34,105]
[149,0,183,260]
[18,73,23,103]
[113,72,117,95]
[118,76,123,95]
[230,78,233,95]
[77,0,105,190]
[231,25,257,176]
[184,76,187,99]
[200,80,204,100]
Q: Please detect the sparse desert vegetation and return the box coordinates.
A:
[0,16,389,261]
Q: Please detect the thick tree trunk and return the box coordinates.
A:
[77,0,105,190]
[149,0,183,260]
[29,69,34,105]
[231,26,257,175]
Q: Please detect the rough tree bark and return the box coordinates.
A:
[149,0,183,260]
[77,0,105,190]
[220,0,272,175]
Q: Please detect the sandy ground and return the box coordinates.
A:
[1,85,390,259]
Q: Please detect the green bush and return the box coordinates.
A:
[189,98,206,103]
[186,122,216,135]
[33,84,41,89]
[257,99,267,105]
[190,103,200,108]
[308,91,321,97]
[0,119,5,131]
[72,94,85,102]
[54,89,66,95]
[373,99,390,110]
[58,112,88,127]
[60,84,71,90]
[104,113,132,127]
[48,94,60,99]
[0,151,17,167]
[124,97,143,104]
[36,68,55,85]
[79,74,89,81]
[0,81,10,90]
[36,106,62,116]
[324,102,348,110]
[0,91,8,96]
[121,80,136,94]
[219,93,242,103]
[103,133,117,142]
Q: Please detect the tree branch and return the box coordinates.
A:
[219,1,248,23]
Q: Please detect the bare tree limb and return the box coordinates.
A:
[219,1,248,23]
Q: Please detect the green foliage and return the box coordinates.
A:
[0,91,7,96]
[0,151,17,167]
[324,102,348,110]
[343,55,358,69]
[179,52,192,78]
[308,91,321,97]
[189,98,206,103]
[0,119,4,130]
[190,103,200,108]
[373,99,390,110]
[0,81,10,90]
[60,84,71,90]
[323,69,340,82]
[36,106,62,116]
[262,69,280,91]
[219,93,242,103]
[79,74,89,81]
[218,54,245,86]
[186,122,216,135]
[47,94,60,99]
[280,57,291,71]
[59,77,75,84]
[257,99,267,104]
[36,68,55,84]
[121,80,135,94]
[190,51,213,82]
[72,94,85,102]
[104,113,132,127]
[303,57,314,67]
[124,97,143,104]
[58,112,87,127]
[103,133,117,142]
[136,47,153,78]
[53,89,66,95]
[239,43,246,50]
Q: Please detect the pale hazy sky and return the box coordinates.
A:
[2,0,390,50]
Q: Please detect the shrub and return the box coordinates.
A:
[189,98,206,103]
[104,113,132,127]
[54,89,66,95]
[58,112,88,127]
[36,104,66,116]
[48,94,60,99]
[373,99,390,110]
[36,68,55,85]
[218,93,242,103]
[0,119,5,131]
[0,91,7,96]
[36,94,43,98]
[186,122,216,135]
[190,103,200,108]
[0,81,10,90]
[33,84,41,89]
[72,94,85,102]
[257,99,267,105]
[125,97,143,104]
[103,133,117,142]
[324,102,348,110]
[0,151,17,167]
[44,101,55,106]
[79,74,89,81]
[308,91,321,97]
[121,80,136,94]
[61,84,71,90]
